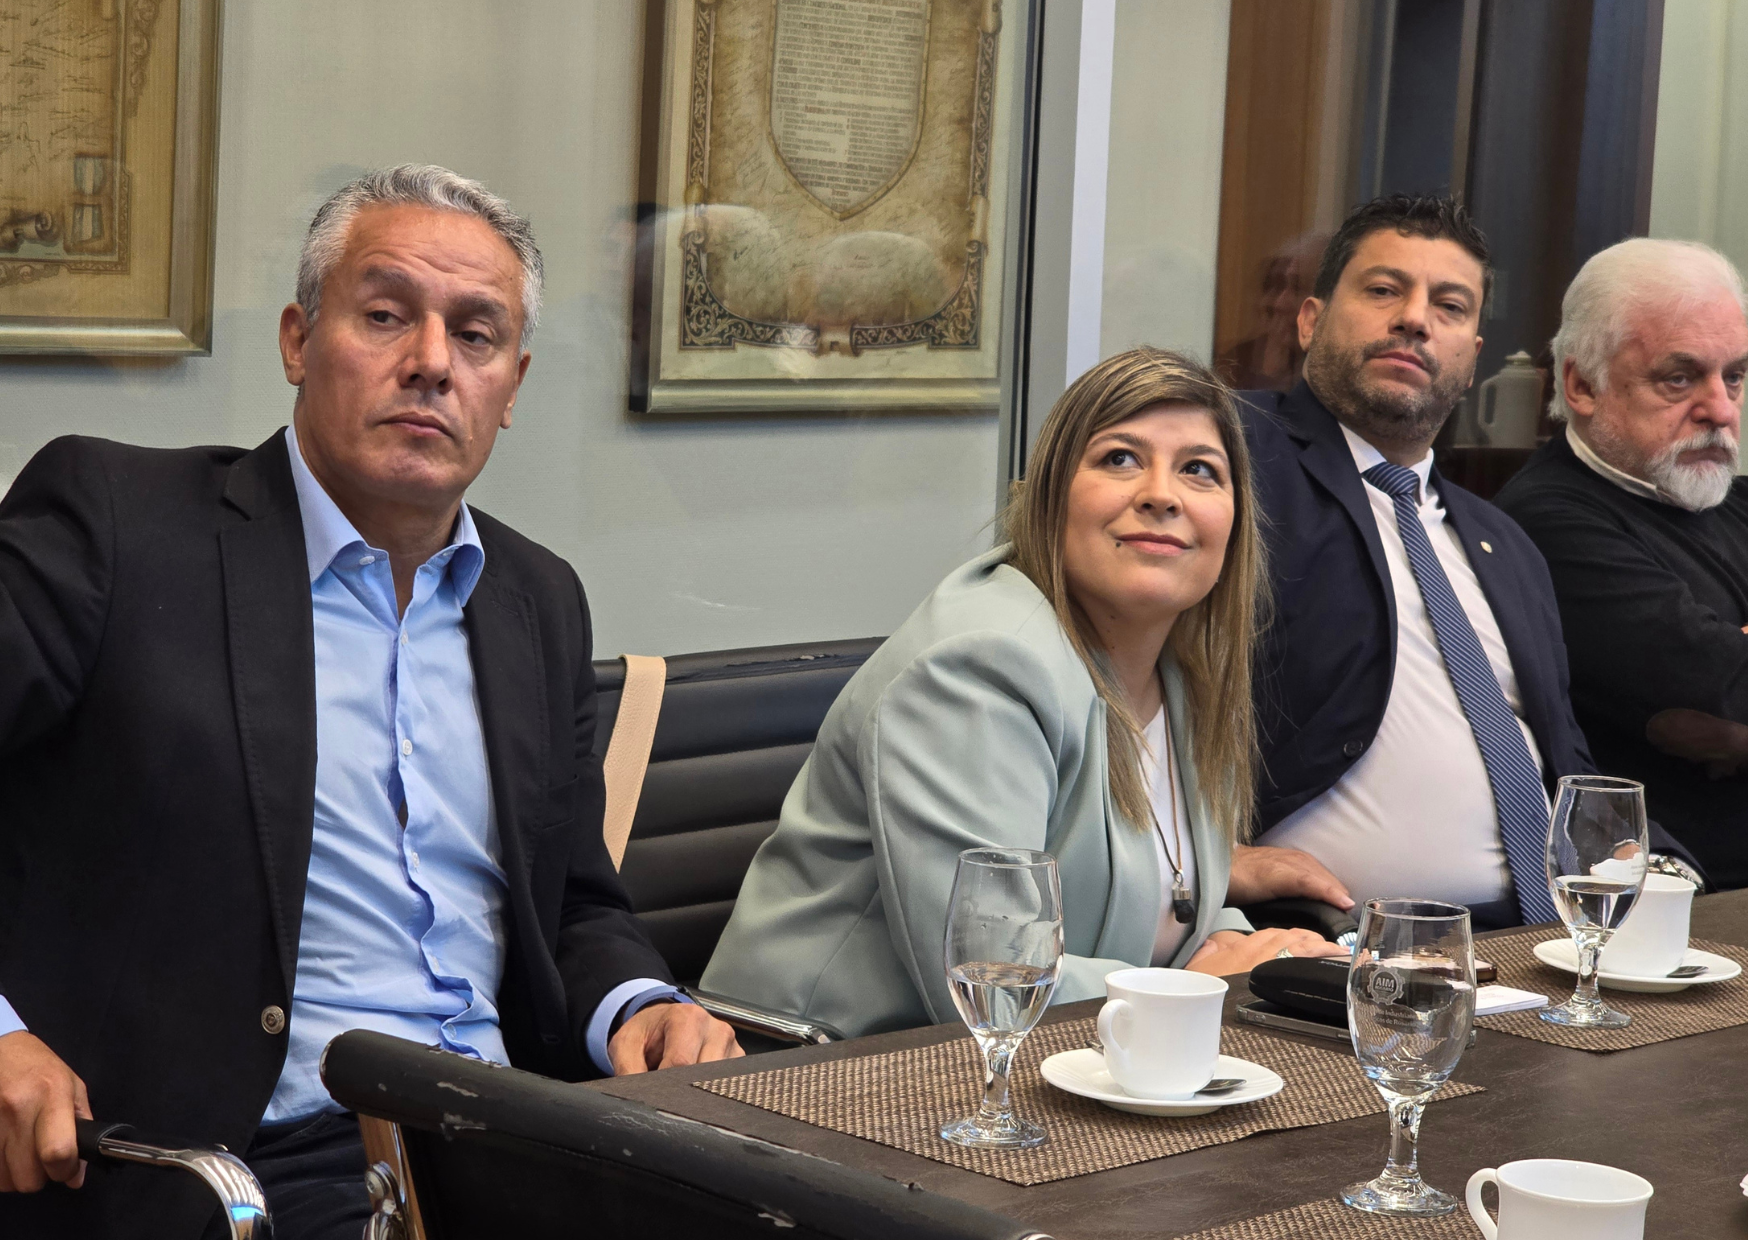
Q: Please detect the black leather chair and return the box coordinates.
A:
[593,639,882,985]
[323,1029,1050,1240]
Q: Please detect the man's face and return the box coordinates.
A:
[1566,293,1747,511]
[1298,229,1485,453]
[279,203,531,517]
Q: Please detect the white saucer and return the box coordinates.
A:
[1532,938,1742,994]
[1038,1050,1284,1117]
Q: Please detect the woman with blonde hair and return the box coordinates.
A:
[702,348,1339,1037]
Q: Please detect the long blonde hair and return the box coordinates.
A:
[1002,347,1266,843]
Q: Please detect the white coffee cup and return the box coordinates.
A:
[1600,873,1695,977]
[1466,1159,1652,1239]
[1096,967,1227,1100]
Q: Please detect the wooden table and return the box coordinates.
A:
[593,891,1748,1238]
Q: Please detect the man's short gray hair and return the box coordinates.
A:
[295,164,544,351]
[1549,237,1748,421]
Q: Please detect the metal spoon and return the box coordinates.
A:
[1082,1040,1247,1094]
[1666,964,1708,978]
[1191,1077,1250,1095]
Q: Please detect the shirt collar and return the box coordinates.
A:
[1340,422,1435,502]
[1565,423,1672,505]
[283,425,486,604]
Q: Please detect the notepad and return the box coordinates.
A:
[1475,984,1550,1016]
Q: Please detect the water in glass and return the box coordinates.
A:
[1551,876,1639,934]
[1342,898,1476,1218]
[948,962,1057,1036]
[939,848,1062,1150]
[1542,776,1649,1030]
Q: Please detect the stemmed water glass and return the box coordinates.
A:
[1541,775,1649,1029]
[939,847,1063,1149]
[1343,898,1477,1217]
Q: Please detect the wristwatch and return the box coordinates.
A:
[1646,853,1705,891]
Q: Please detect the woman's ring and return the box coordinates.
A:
[1274,948,1295,959]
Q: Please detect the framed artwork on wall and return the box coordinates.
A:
[632,0,1022,416]
[0,0,223,356]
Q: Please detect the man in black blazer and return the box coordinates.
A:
[1227,195,1697,935]
[0,166,737,1240]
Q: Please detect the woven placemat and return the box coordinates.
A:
[1476,929,1748,1051]
[697,1016,1483,1186]
[1173,1197,1482,1239]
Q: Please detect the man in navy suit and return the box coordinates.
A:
[1225,195,1698,931]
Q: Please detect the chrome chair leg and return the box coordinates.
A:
[76,1119,272,1240]
[363,1161,411,1240]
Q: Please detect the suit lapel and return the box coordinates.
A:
[463,567,545,896]
[1089,698,1159,965]
[219,433,318,997]
[1282,386,1395,607]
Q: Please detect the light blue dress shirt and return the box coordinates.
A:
[0,428,680,1111]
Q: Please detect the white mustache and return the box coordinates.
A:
[1652,426,1739,471]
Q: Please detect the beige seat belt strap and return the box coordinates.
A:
[602,654,666,871]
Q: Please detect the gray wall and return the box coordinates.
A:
[1651,0,1748,268]
[0,2,1001,655]
[1650,0,1748,471]
[1100,0,1230,365]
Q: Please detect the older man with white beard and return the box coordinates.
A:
[1497,237,1748,889]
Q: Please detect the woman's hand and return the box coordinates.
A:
[1184,928,1348,976]
[1226,844,1355,910]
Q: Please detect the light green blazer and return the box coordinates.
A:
[700,546,1252,1038]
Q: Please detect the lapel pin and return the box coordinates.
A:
[1480,540,1493,553]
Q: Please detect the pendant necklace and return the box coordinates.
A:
[1156,716,1197,925]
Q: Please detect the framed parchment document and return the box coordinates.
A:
[634,0,1020,414]
[0,0,223,355]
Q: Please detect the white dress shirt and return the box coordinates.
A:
[1254,425,1543,908]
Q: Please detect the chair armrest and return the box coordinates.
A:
[76,1119,271,1240]
[684,987,847,1045]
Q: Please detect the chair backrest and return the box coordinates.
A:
[592,639,882,983]
[323,1030,1049,1240]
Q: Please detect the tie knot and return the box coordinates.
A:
[1363,461,1420,501]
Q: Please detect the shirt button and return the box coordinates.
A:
[409,850,421,870]
[1343,738,1368,759]
[402,738,413,756]
[261,1005,286,1035]
[359,555,376,566]
[400,632,408,646]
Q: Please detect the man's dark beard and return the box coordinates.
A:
[1303,331,1473,448]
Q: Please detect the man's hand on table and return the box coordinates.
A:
[1227,843,1355,911]
[0,1031,90,1193]
[608,1002,744,1076]
[1186,928,1348,976]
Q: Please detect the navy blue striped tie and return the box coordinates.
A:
[1362,461,1558,925]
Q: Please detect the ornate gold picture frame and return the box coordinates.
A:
[633,0,1020,415]
[0,0,223,356]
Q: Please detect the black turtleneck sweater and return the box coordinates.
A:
[1496,433,1748,888]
